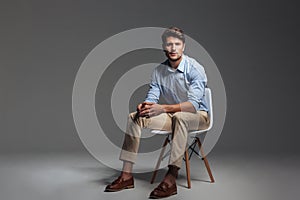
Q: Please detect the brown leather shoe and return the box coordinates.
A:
[104,176,134,192]
[149,181,177,199]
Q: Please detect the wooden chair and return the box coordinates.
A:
[150,88,215,188]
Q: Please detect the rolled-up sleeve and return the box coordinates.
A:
[187,64,207,111]
[144,70,160,103]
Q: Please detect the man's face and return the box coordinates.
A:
[163,36,185,62]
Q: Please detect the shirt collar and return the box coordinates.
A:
[166,54,186,73]
[176,54,186,73]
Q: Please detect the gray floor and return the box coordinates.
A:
[0,151,299,200]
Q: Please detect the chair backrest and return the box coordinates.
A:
[187,87,213,138]
[151,87,213,135]
[204,87,213,132]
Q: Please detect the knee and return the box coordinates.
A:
[172,112,188,125]
[128,112,136,120]
[171,112,189,135]
[128,112,145,127]
[128,112,138,124]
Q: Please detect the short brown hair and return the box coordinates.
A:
[161,27,185,44]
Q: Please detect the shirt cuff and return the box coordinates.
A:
[188,100,200,111]
[144,98,157,103]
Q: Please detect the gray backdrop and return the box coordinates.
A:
[1,0,299,156]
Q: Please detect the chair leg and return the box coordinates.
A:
[150,136,170,184]
[196,137,215,183]
[184,149,191,188]
[188,140,197,160]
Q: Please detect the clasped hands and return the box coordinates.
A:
[137,102,165,118]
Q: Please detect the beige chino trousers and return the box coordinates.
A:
[119,111,210,168]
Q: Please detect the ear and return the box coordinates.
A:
[182,43,185,51]
[162,43,166,50]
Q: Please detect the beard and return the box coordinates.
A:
[164,50,182,62]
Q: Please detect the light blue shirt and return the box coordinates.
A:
[145,55,208,112]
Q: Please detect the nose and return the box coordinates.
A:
[171,44,176,51]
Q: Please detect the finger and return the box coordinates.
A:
[141,102,148,108]
[139,113,146,117]
[137,104,142,111]
[140,109,149,115]
[139,110,148,116]
[141,105,151,111]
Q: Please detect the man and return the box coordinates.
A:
[105,27,210,199]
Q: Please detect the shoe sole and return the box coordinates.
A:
[149,191,177,199]
[104,185,134,192]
